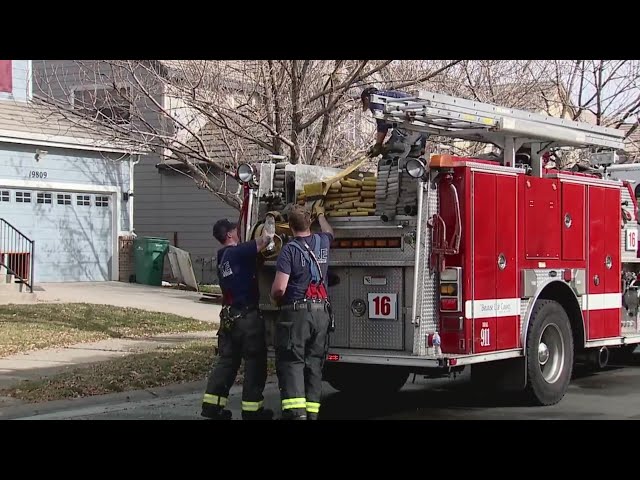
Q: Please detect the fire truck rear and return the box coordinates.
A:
[235,90,638,406]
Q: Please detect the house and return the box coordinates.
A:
[0,60,142,285]
[31,60,243,285]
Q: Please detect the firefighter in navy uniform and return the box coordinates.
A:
[271,203,334,420]
[201,218,274,421]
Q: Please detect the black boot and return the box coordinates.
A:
[201,403,232,420]
[242,408,274,421]
[280,410,307,420]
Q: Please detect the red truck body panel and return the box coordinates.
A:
[436,157,623,355]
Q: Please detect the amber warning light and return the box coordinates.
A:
[331,238,401,249]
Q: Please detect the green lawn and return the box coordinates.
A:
[2,341,276,403]
[0,303,215,358]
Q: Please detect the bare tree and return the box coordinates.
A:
[31,60,462,209]
[33,59,638,210]
[548,60,640,163]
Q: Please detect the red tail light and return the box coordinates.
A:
[331,238,402,249]
[440,298,458,311]
[327,354,340,361]
[439,267,462,312]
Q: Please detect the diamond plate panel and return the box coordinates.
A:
[349,267,404,350]
[413,182,439,355]
[620,185,640,263]
[330,225,417,264]
[327,267,350,347]
[252,163,275,221]
[520,298,532,344]
[404,266,416,351]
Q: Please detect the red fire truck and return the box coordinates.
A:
[235,90,636,406]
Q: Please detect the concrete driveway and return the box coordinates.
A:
[26,282,220,323]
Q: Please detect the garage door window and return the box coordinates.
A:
[57,194,71,205]
[0,191,8,202]
[77,194,91,206]
[37,193,52,204]
[95,195,110,207]
[16,191,31,203]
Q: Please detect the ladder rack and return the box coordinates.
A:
[371,90,626,153]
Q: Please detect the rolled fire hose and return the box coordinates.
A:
[251,221,286,259]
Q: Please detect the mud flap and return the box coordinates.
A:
[470,357,527,392]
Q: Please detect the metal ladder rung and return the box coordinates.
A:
[372,91,626,150]
[383,105,500,129]
[414,89,624,137]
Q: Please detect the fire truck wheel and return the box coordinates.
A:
[524,299,574,406]
[324,364,409,395]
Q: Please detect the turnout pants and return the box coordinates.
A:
[275,307,330,420]
[202,308,268,415]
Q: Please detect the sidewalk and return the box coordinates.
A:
[5,281,221,323]
[0,331,217,407]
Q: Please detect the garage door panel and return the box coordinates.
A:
[0,188,113,282]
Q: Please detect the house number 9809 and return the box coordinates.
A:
[29,171,48,179]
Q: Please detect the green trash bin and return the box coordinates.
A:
[133,237,170,286]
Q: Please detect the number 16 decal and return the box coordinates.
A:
[367,293,397,320]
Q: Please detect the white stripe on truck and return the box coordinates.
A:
[582,293,621,311]
[464,293,621,320]
[464,298,521,319]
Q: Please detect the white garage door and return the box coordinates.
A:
[0,188,114,282]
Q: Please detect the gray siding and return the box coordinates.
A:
[0,142,132,231]
[32,60,242,284]
[134,154,238,283]
[31,60,169,138]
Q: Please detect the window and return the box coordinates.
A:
[95,195,110,207]
[0,190,9,202]
[72,85,132,124]
[16,191,31,203]
[0,60,11,94]
[57,193,71,205]
[77,194,91,206]
[37,192,52,204]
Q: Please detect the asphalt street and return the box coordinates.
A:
[9,352,640,420]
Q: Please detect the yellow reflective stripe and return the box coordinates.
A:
[306,402,320,413]
[203,394,227,407]
[281,397,306,410]
[242,400,264,412]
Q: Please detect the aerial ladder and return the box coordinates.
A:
[369,89,626,175]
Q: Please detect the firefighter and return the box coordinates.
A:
[361,86,427,158]
[200,218,274,421]
[271,203,334,420]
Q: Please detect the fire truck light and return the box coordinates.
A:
[327,354,340,361]
[440,268,458,281]
[405,158,426,178]
[440,298,458,311]
[236,163,255,184]
[449,359,458,366]
[440,283,458,296]
[563,269,572,282]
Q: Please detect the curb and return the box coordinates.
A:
[1,375,280,420]
[0,380,207,419]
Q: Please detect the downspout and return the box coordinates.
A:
[129,154,141,236]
